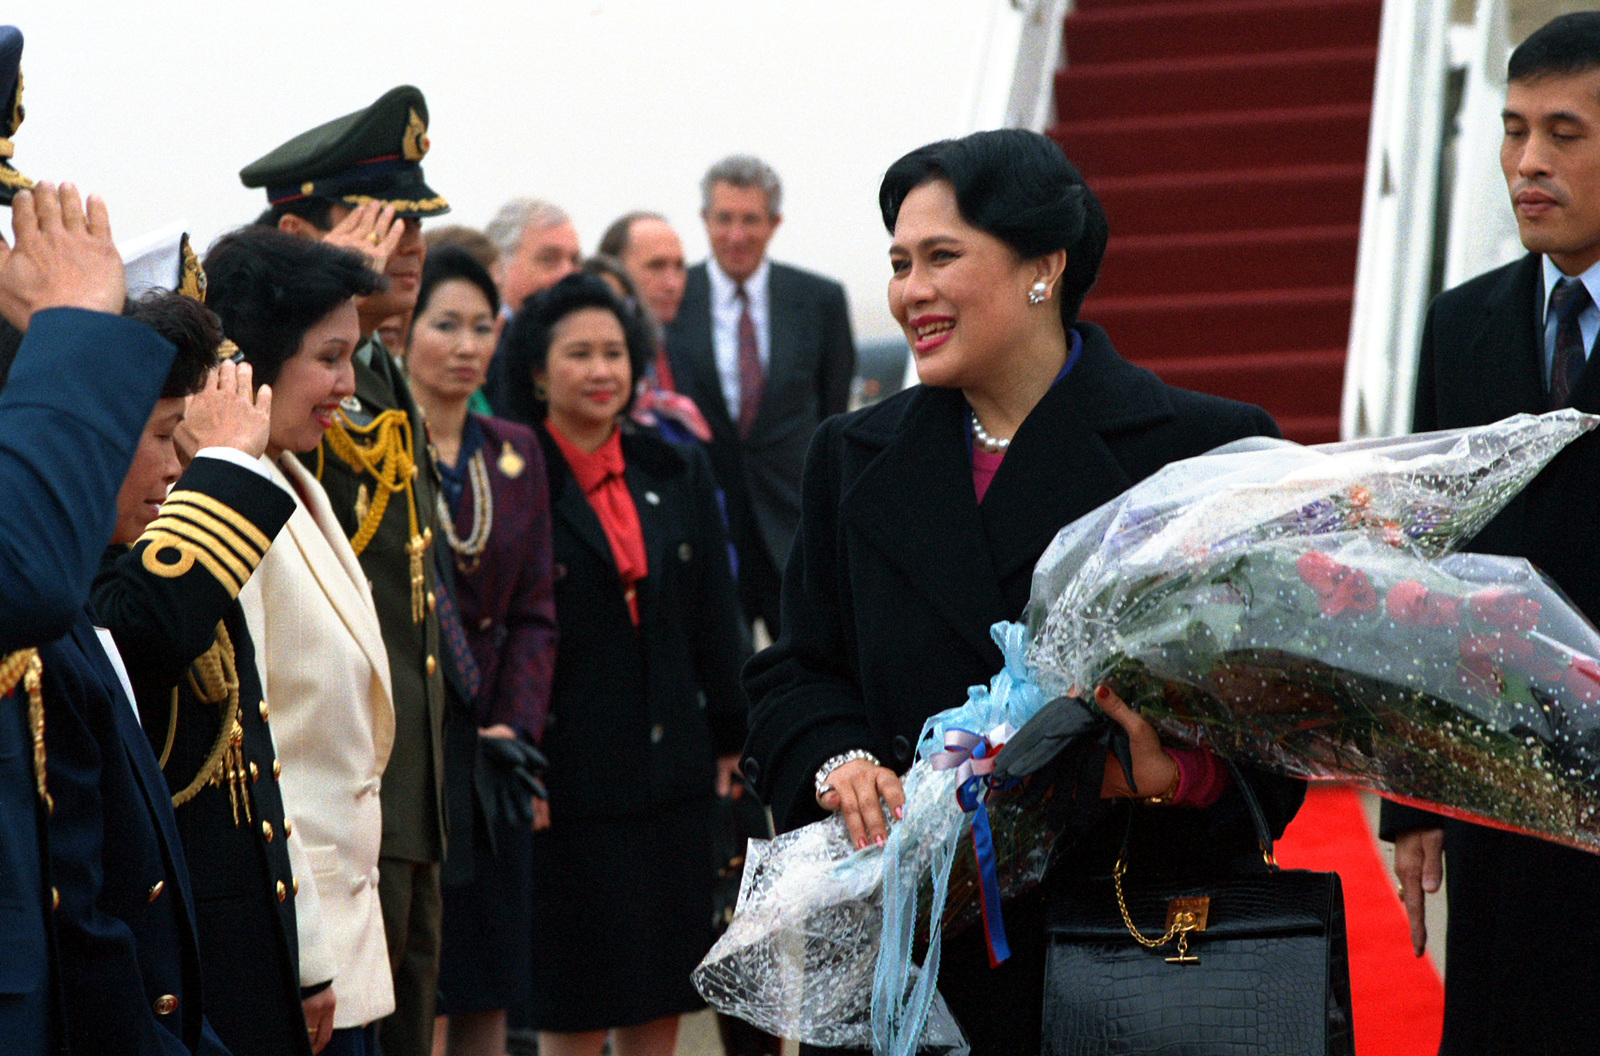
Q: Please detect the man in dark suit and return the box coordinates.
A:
[666,155,856,638]
[1382,14,1600,1055]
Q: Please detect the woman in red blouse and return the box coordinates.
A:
[499,274,749,1056]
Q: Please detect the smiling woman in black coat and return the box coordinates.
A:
[742,129,1306,1055]
[501,274,749,1056]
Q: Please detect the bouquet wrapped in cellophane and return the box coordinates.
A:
[1025,409,1600,852]
[695,410,1598,1056]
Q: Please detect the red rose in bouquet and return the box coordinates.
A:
[1296,552,1379,616]
[1469,588,1543,632]
[1386,580,1462,627]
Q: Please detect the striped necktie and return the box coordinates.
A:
[736,284,763,438]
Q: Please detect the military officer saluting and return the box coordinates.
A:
[91,270,325,1055]
[241,86,453,1056]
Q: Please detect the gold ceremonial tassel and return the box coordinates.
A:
[172,623,248,826]
[322,408,432,623]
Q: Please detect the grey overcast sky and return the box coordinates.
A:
[17,1,1022,344]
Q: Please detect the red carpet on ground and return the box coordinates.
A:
[1274,785,1444,1055]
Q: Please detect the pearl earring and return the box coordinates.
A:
[1028,280,1048,306]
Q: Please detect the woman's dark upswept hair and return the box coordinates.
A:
[202,226,384,384]
[497,273,650,427]
[878,128,1109,327]
[413,244,501,328]
[122,291,225,398]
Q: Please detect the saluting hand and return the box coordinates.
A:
[0,182,125,329]
[322,200,403,275]
[176,360,273,466]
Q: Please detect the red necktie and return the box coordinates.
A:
[736,284,763,438]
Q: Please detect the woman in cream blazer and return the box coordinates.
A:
[207,226,396,1054]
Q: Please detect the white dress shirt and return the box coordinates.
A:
[1540,255,1600,389]
[708,256,771,420]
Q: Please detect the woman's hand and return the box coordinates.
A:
[479,723,517,740]
[176,360,272,466]
[1093,684,1180,801]
[479,724,550,830]
[817,759,906,850]
[715,753,744,801]
[302,985,336,1054]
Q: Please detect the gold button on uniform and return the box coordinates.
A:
[147,881,165,903]
[293,878,300,895]
[153,995,178,1016]
[284,820,293,837]
[51,886,59,911]
[249,761,259,782]
[272,759,282,779]
[262,821,274,842]
[276,881,287,902]
[259,700,270,722]
[427,591,436,613]
[426,655,437,676]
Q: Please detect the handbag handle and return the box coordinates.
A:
[1220,757,1279,869]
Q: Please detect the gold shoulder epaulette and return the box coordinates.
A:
[1,647,47,812]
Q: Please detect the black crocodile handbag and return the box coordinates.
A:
[1041,770,1354,1055]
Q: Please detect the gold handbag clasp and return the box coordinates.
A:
[1113,853,1211,965]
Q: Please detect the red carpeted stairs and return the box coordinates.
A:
[1050,0,1381,443]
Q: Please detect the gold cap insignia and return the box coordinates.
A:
[178,233,207,303]
[403,108,429,162]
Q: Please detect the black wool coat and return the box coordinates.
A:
[1379,253,1600,1056]
[743,322,1306,1055]
[536,422,748,820]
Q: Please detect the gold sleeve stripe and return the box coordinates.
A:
[138,527,247,598]
[144,505,265,578]
[161,490,274,553]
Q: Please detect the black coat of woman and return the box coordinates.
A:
[742,130,1304,1055]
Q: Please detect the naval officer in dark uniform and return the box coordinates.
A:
[92,283,321,1055]
[240,85,455,1056]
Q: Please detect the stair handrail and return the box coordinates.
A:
[1002,0,1074,132]
[1341,0,1454,440]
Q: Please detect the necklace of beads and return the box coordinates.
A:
[969,409,1011,453]
[437,448,493,572]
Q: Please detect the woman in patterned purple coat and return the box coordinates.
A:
[405,246,559,1056]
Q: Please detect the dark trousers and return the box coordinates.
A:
[735,533,783,641]
[377,858,442,1056]
[323,1023,381,1056]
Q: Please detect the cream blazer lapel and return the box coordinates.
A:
[271,454,395,722]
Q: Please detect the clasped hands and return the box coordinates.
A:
[819,684,1181,851]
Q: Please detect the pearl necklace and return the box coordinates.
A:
[437,448,494,573]
[969,409,1011,453]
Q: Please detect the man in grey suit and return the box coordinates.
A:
[665,155,856,638]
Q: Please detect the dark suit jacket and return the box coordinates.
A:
[0,308,174,1056]
[303,340,448,863]
[44,612,230,1056]
[743,322,1305,1055]
[665,261,855,573]
[1379,253,1600,1056]
[536,422,748,820]
[92,456,309,1056]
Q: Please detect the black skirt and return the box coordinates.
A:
[437,806,535,1016]
[528,797,716,1032]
